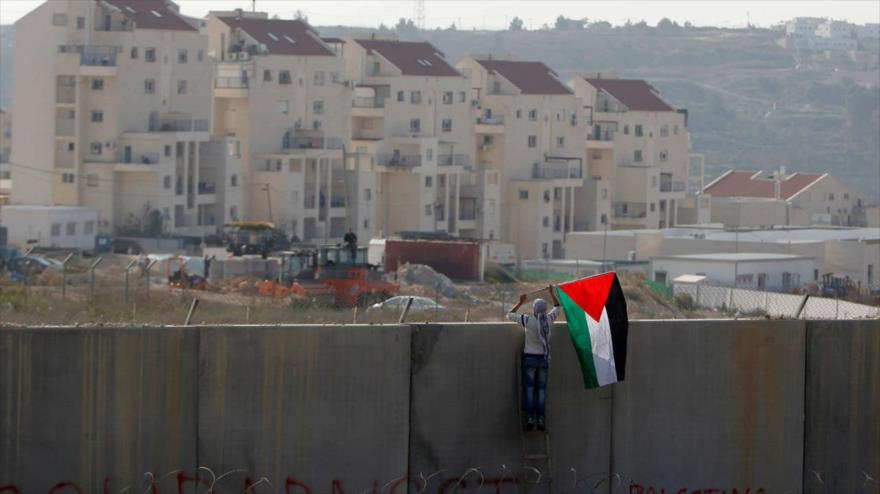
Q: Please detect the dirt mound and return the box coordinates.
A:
[208,276,264,296]
[395,264,481,303]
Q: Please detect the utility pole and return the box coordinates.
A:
[252,0,256,13]
[261,183,273,223]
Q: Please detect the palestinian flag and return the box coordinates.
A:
[556,272,628,389]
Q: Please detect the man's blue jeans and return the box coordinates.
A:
[521,353,549,422]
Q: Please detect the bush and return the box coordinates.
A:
[674,293,697,311]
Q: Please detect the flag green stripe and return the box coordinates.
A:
[556,287,599,389]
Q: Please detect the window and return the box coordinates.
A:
[601,188,608,199]
[52,14,68,26]
[528,109,537,121]
[77,16,85,29]
[230,174,238,187]
[229,206,238,220]
[591,150,602,160]
[177,49,187,63]
[634,150,643,162]
[397,90,405,102]
[516,109,522,119]
[364,188,371,201]
[363,219,370,229]
[330,72,340,83]
[313,101,324,115]
[623,125,629,135]
[425,205,433,216]
[313,71,325,85]
[278,100,289,114]
[828,193,835,201]
[141,78,155,94]
[493,81,502,93]
[91,79,104,90]
[177,80,187,94]
[651,175,657,187]
[68,142,75,151]
[426,148,433,161]
[145,48,156,62]
[543,216,550,227]
[528,136,537,148]
[164,145,172,157]
[844,193,850,200]
[635,125,643,137]
[84,221,94,235]
[86,174,98,187]
[64,221,78,236]
[411,91,422,104]
[263,70,272,82]
[570,113,578,126]
[519,190,529,200]
[425,176,433,187]
[51,223,61,237]
[442,119,452,132]
[556,112,563,122]
[372,61,381,75]
[312,120,322,130]
[197,49,204,62]
[442,91,453,104]
[61,172,76,183]
[130,47,140,59]
[459,91,466,103]
[659,150,668,162]
[438,175,446,187]
[673,125,679,135]
[650,203,656,212]
[279,70,292,84]
[601,214,608,225]
[164,175,172,189]
[90,143,103,155]
[410,119,421,133]
[556,136,565,148]
[660,125,669,137]
[91,111,103,122]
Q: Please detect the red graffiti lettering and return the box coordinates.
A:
[755,489,765,494]
[630,482,645,494]
[177,471,212,494]
[678,490,688,494]
[47,482,83,494]
[483,477,518,494]
[103,477,110,494]
[0,486,21,494]
[285,477,311,494]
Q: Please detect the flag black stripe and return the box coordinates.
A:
[607,275,629,382]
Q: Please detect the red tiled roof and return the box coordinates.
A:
[704,170,825,200]
[218,17,334,56]
[476,59,572,95]
[101,0,196,31]
[584,77,674,112]
[354,39,461,77]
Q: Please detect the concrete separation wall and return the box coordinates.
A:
[0,320,878,493]
[615,320,806,493]
[0,327,198,493]
[803,319,880,493]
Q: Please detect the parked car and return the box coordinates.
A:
[5,255,64,276]
[369,295,446,312]
[112,238,143,254]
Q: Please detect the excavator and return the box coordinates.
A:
[258,245,398,307]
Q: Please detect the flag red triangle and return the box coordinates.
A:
[558,272,615,321]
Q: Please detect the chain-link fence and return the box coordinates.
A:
[673,283,880,319]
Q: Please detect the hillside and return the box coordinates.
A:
[1,22,878,199]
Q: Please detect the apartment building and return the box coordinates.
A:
[571,75,695,231]
[343,38,484,239]
[206,11,358,243]
[0,108,10,200]
[10,0,241,236]
[704,169,869,228]
[457,56,585,259]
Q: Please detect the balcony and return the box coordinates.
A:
[198,182,216,195]
[147,116,209,133]
[437,154,469,167]
[613,202,647,219]
[55,119,76,138]
[531,162,583,180]
[352,96,385,118]
[660,180,687,193]
[80,46,117,76]
[330,196,346,208]
[118,151,160,165]
[587,128,615,149]
[282,135,344,151]
[215,76,249,89]
[376,154,422,168]
[476,115,505,134]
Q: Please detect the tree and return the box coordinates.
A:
[589,20,612,30]
[509,16,524,31]
[448,22,457,31]
[293,10,308,23]
[554,15,587,30]
[657,17,675,30]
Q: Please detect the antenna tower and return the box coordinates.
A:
[414,0,426,30]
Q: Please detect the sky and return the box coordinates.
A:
[1,0,879,29]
